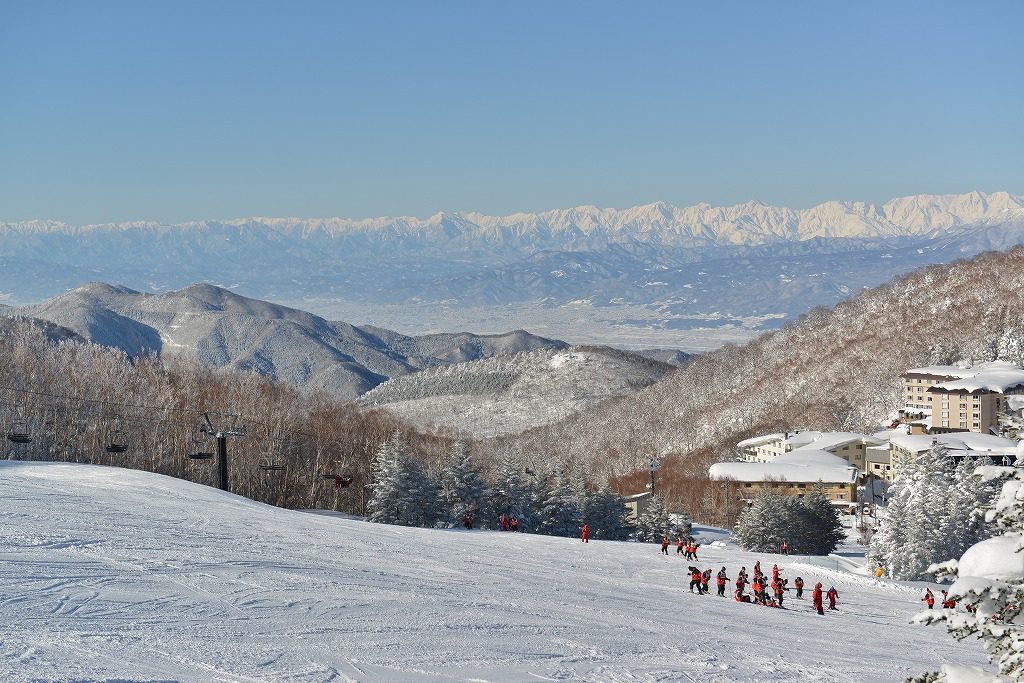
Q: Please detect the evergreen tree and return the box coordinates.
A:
[800,487,845,555]
[439,441,488,526]
[735,490,788,552]
[871,444,993,580]
[489,451,531,528]
[366,432,440,527]
[539,468,582,537]
[586,485,634,540]
[914,451,1024,681]
[635,493,672,543]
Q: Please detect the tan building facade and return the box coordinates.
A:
[901,362,1024,435]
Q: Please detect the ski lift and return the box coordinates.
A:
[258,456,287,472]
[106,428,129,454]
[7,418,31,444]
[186,427,214,461]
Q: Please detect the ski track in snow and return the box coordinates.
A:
[0,461,988,682]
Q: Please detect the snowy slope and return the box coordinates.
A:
[0,461,986,682]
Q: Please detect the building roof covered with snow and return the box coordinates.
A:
[709,449,859,484]
[928,361,1024,394]
[902,365,978,379]
[736,433,786,449]
[888,432,1018,458]
[783,431,885,451]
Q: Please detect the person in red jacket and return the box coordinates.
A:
[772,564,782,584]
[463,511,474,529]
[772,577,786,607]
[580,522,590,543]
[826,586,838,610]
[500,513,509,531]
[676,536,685,555]
[922,588,935,609]
[793,576,805,599]
[812,582,824,615]
[661,535,670,555]
[751,576,763,603]
[716,567,729,597]
[941,590,957,609]
[689,566,703,594]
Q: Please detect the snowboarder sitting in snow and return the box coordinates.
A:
[734,588,751,603]
[793,576,804,599]
[826,586,838,610]
[688,566,703,594]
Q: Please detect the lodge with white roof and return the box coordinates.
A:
[709,450,859,505]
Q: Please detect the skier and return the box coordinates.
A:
[793,576,804,599]
[661,535,670,555]
[751,575,763,603]
[676,536,685,555]
[580,522,590,543]
[780,540,790,555]
[701,569,711,595]
[941,590,957,609]
[772,577,785,607]
[688,566,703,594]
[716,567,728,597]
[826,586,838,610]
[690,542,699,561]
[500,513,509,531]
[812,582,824,615]
[922,588,935,609]
[754,560,761,577]
[510,516,519,532]
[772,564,781,583]
[463,511,474,529]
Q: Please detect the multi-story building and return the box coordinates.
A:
[737,431,883,473]
[709,449,860,506]
[901,361,1024,434]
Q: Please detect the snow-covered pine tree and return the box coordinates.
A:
[634,493,671,543]
[912,446,1024,682]
[489,451,531,528]
[539,468,582,537]
[586,485,633,540]
[734,490,787,552]
[870,444,943,579]
[366,432,440,527]
[439,441,488,526]
[799,487,845,555]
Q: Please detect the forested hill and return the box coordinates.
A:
[489,247,1024,479]
[9,283,568,400]
[358,346,673,438]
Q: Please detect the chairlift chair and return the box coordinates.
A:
[321,473,353,488]
[106,428,129,454]
[7,418,31,444]
[258,456,287,472]
[186,427,214,461]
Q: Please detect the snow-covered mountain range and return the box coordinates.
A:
[3,191,1023,348]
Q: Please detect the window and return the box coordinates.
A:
[837,493,846,500]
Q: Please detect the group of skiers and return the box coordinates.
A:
[684,557,840,616]
[921,587,966,612]
[498,512,521,532]
[660,534,700,559]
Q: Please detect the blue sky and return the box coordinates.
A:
[1,1,1021,223]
